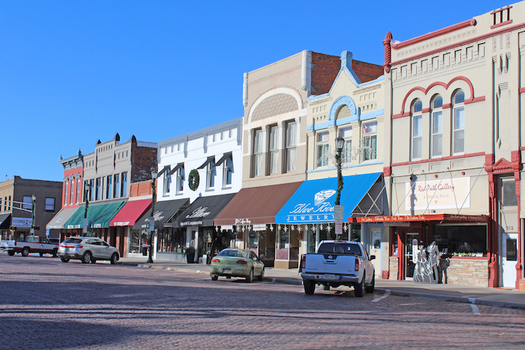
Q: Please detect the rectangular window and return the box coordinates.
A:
[23,196,32,210]
[163,171,171,196]
[207,161,216,189]
[70,178,75,205]
[64,179,69,206]
[95,177,102,201]
[89,179,94,201]
[431,110,443,157]
[177,166,184,193]
[223,157,233,187]
[286,122,297,172]
[269,125,279,174]
[121,172,128,197]
[253,129,264,177]
[317,131,330,167]
[340,127,352,163]
[114,174,120,198]
[106,176,113,199]
[363,121,378,161]
[453,106,465,154]
[76,178,81,204]
[412,115,422,159]
[45,198,55,211]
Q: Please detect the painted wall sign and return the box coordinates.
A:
[284,189,336,223]
[12,217,32,228]
[405,177,470,211]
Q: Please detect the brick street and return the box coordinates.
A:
[1,253,524,350]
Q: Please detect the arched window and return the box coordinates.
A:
[452,90,465,154]
[431,95,443,158]
[411,99,423,160]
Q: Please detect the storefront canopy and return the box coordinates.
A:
[275,173,382,224]
[355,213,490,223]
[214,182,303,226]
[110,199,152,227]
[173,193,236,228]
[133,198,189,231]
[0,213,11,229]
[46,207,79,230]
[64,202,125,229]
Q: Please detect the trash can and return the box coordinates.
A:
[142,246,148,256]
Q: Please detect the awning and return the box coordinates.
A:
[64,201,125,229]
[214,182,303,226]
[275,173,382,224]
[174,193,236,228]
[215,152,232,166]
[133,198,189,230]
[197,156,215,169]
[46,207,78,230]
[0,213,11,229]
[355,214,490,223]
[110,199,152,227]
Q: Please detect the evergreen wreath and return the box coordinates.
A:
[188,169,200,191]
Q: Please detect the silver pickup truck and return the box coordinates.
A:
[300,240,375,297]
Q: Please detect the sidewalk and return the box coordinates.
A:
[119,257,525,310]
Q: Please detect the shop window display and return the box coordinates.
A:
[432,225,487,257]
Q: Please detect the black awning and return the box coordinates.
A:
[167,163,184,176]
[215,152,232,166]
[173,193,236,228]
[197,156,215,169]
[133,198,189,230]
[0,213,11,229]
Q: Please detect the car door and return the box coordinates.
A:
[249,251,263,275]
[99,240,113,259]
[85,239,101,258]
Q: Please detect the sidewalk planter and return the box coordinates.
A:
[185,247,195,264]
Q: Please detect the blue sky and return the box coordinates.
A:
[0,0,513,182]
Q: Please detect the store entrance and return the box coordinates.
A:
[405,233,418,280]
[498,176,518,288]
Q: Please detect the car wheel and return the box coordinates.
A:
[245,268,254,283]
[8,251,15,256]
[257,268,265,281]
[60,257,70,263]
[211,275,218,281]
[21,247,30,257]
[82,251,92,264]
[90,259,97,264]
[52,248,58,257]
[304,280,315,295]
[110,253,118,265]
[366,273,375,293]
[354,274,365,297]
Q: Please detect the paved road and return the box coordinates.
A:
[1,253,525,349]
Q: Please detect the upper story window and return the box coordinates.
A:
[317,131,330,167]
[176,165,184,194]
[121,172,128,197]
[431,95,443,158]
[206,161,216,189]
[285,121,297,172]
[113,174,120,198]
[163,169,171,196]
[64,178,69,206]
[106,176,113,200]
[339,127,352,164]
[411,100,423,160]
[362,121,378,161]
[22,196,32,210]
[45,198,56,212]
[95,177,102,201]
[269,125,279,175]
[223,157,233,187]
[452,90,465,155]
[69,177,75,205]
[253,129,264,177]
[76,177,81,204]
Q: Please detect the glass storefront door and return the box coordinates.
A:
[405,233,418,279]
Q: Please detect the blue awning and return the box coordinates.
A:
[275,172,382,224]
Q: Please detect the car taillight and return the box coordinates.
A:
[211,258,220,263]
[355,258,359,271]
[302,255,306,270]
[236,260,248,264]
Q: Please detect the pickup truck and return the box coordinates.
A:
[300,240,375,297]
[1,235,59,257]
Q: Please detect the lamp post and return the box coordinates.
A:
[30,195,36,235]
[83,183,91,235]
[334,135,345,206]
[147,171,158,264]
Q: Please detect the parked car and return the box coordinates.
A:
[58,237,120,264]
[210,248,264,282]
[0,235,58,257]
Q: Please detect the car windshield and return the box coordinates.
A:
[63,238,82,244]
[218,250,245,258]
[318,243,361,255]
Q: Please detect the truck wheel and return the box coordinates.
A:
[304,280,315,295]
[52,248,58,257]
[366,274,375,293]
[39,253,44,257]
[354,275,365,297]
[8,251,15,256]
[82,251,92,264]
[21,247,30,257]
[211,275,218,281]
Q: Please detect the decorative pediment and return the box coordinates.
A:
[492,158,513,174]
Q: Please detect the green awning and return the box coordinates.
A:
[64,202,125,229]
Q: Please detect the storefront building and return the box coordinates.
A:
[154,118,243,262]
[382,2,525,288]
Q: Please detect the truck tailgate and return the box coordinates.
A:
[303,254,357,274]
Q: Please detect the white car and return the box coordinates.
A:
[58,237,120,264]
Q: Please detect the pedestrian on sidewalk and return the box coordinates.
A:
[437,253,450,284]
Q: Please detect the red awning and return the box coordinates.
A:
[353,214,489,223]
[110,199,152,227]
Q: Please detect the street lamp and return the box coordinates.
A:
[147,170,158,264]
[83,183,91,235]
[30,195,36,235]
[334,135,345,206]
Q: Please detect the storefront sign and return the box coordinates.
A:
[185,206,210,219]
[13,217,32,228]
[405,177,470,211]
[285,189,336,223]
